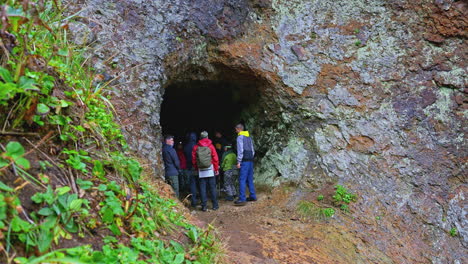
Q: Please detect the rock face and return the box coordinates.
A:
[68,0,466,263]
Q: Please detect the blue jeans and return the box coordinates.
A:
[189,170,200,206]
[238,161,256,201]
[199,176,218,208]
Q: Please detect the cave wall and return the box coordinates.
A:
[67,0,466,263]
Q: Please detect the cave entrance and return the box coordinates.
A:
[160,79,260,145]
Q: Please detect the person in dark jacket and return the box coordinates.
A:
[162,135,181,198]
[184,132,199,207]
[213,131,229,189]
[234,124,257,206]
[192,131,219,211]
[176,142,188,193]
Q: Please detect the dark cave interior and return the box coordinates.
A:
[160,79,260,145]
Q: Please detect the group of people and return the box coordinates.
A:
[161,124,257,211]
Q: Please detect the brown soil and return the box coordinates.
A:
[193,186,393,264]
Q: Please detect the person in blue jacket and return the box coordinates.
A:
[162,135,181,198]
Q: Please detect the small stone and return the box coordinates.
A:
[68,22,95,46]
[291,44,308,61]
[423,33,445,44]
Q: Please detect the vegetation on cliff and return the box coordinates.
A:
[0,1,223,263]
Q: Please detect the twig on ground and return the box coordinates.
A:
[1,100,18,132]
[0,131,40,136]
[23,137,69,186]
[68,167,78,194]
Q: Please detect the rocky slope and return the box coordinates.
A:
[68,0,466,263]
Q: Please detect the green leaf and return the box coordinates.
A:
[0,83,19,103]
[56,186,71,195]
[108,223,121,236]
[38,207,54,216]
[170,241,184,253]
[69,199,83,211]
[173,253,185,264]
[15,157,30,169]
[0,158,9,168]
[64,219,78,233]
[18,76,39,91]
[187,227,198,243]
[37,228,54,253]
[60,100,71,107]
[0,181,14,192]
[101,207,114,223]
[42,215,58,229]
[11,216,32,232]
[33,115,45,126]
[76,178,93,190]
[6,141,25,159]
[36,103,50,114]
[0,67,13,83]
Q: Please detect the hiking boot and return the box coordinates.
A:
[224,195,234,201]
[201,205,207,212]
[212,206,219,211]
[191,200,200,208]
[234,200,246,206]
[246,197,257,202]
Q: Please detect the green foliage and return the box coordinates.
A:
[107,152,142,182]
[354,40,362,47]
[62,149,91,173]
[0,1,224,262]
[450,227,457,237]
[316,194,324,201]
[27,185,88,252]
[297,201,335,221]
[99,187,125,235]
[0,141,30,169]
[332,185,357,212]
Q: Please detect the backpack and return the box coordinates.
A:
[196,146,212,170]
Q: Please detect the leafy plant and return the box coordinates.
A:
[62,149,91,173]
[450,227,457,237]
[29,185,87,252]
[0,141,30,169]
[297,201,335,220]
[0,1,225,262]
[332,185,357,212]
[317,194,324,201]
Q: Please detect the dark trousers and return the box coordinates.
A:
[189,170,200,206]
[238,161,256,201]
[166,174,179,198]
[199,176,218,208]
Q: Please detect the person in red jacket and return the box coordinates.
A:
[192,131,219,211]
[176,142,188,194]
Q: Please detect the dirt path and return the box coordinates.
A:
[191,187,393,264]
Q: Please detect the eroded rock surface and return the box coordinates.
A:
[68,0,466,263]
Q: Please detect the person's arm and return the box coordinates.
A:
[192,145,198,170]
[171,148,180,171]
[251,138,255,158]
[236,136,244,166]
[210,144,219,173]
[221,154,227,170]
